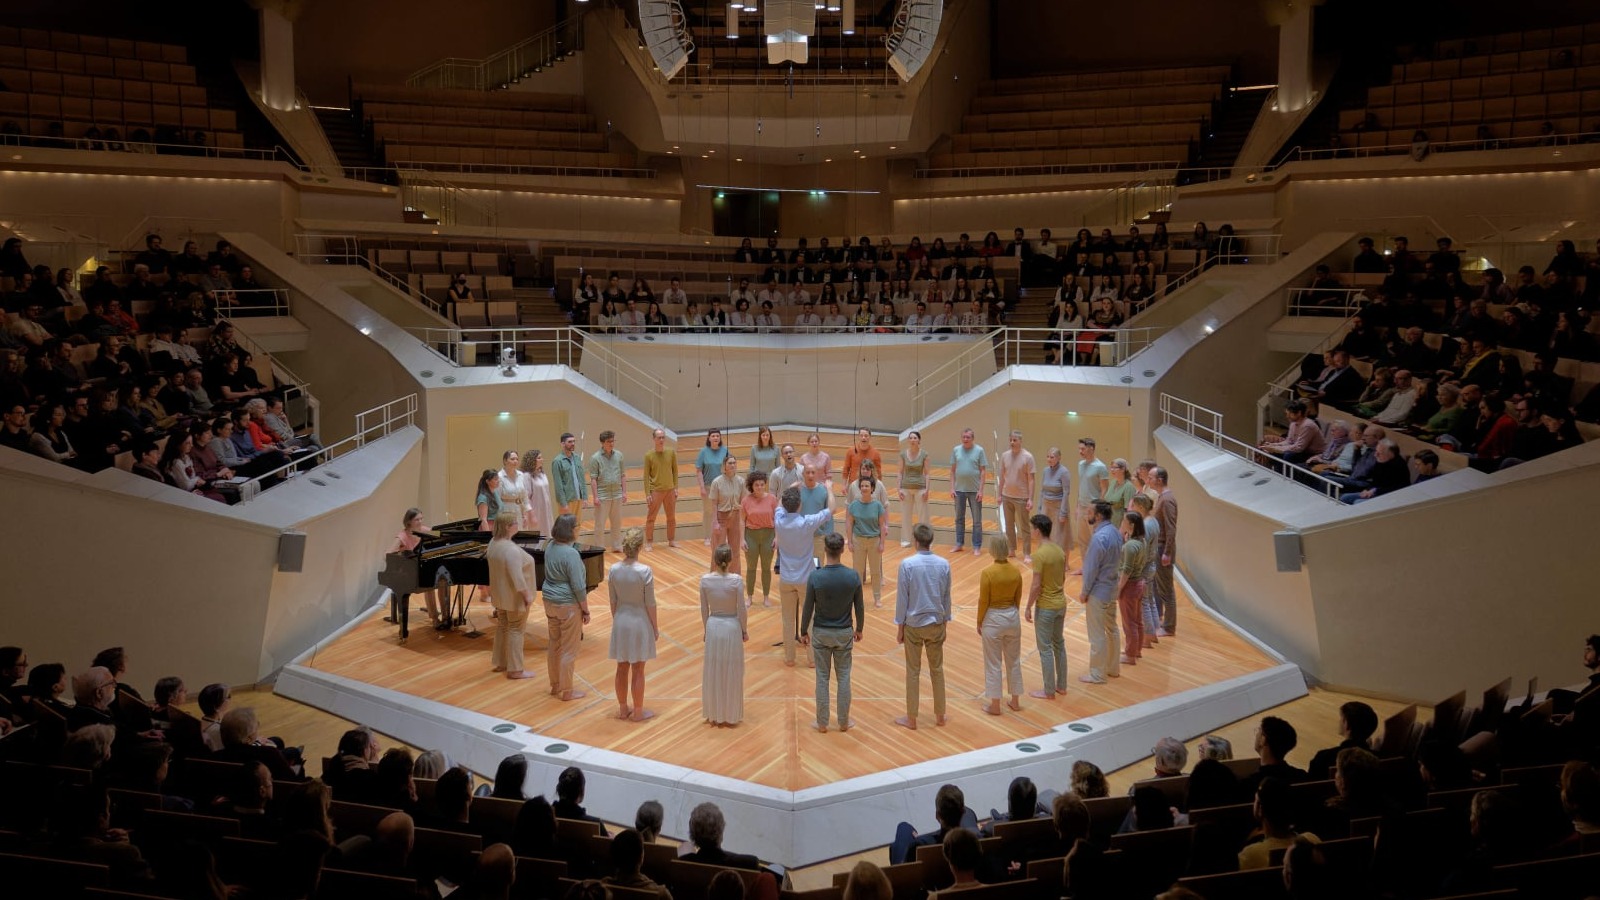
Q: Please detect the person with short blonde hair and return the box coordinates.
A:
[977,535,1024,716]
[608,527,659,722]
[489,510,537,680]
[842,860,892,900]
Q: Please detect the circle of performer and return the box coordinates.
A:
[381,428,1179,732]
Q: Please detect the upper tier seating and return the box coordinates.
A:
[353,84,642,176]
[1337,22,1600,151]
[0,25,246,151]
[924,64,1230,174]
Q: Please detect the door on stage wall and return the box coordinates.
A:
[445,411,569,522]
[1009,410,1132,477]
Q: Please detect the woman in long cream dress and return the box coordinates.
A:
[700,545,748,726]
[524,449,554,534]
[608,527,659,722]
[497,450,529,530]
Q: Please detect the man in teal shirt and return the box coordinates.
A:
[799,462,834,561]
[552,431,588,525]
[948,428,989,556]
[1074,437,1110,564]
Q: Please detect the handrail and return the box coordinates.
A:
[392,160,658,179]
[407,14,586,90]
[1285,286,1368,317]
[224,288,294,318]
[915,161,1186,179]
[290,234,446,317]
[0,132,290,163]
[1160,393,1344,501]
[398,170,499,229]
[236,394,417,502]
[1294,129,1600,161]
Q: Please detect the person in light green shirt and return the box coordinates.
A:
[1024,514,1068,698]
[1103,457,1137,520]
[588,430,627,552]
[846,478,887,609]
[1075,438,1110,561]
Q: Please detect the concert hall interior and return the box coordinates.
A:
[2,0,1599,896]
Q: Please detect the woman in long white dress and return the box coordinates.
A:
[608,527,659,722]
[700,545,748,727]
[523,449,554,534]
[497,450,529,530]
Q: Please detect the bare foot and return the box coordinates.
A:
[762,598,772,608]
[1028,689,1056,700]
[630,709,655,722]
[1120,655,1137,665]
[1078,674,1106,684]
[839,719,857,732]
[982,702,1002,716]
[616,707,632,720]
[560,689,588,700]
[814,722,828,733]
[506,670,536,680]
[1006,698,1022,712]
[784,660,796,668]
[935,715,947,726]
[873,600,883,609]
[893,716,917,730]
[491,666,507,673]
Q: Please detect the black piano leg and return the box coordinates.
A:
[399,592,410,643]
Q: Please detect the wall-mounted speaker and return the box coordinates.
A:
[1272,530,1303,573]
[278,530,308,573]
[885,0,942,82]
[638,0,695,81]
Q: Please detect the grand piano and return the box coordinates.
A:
[377,517,606,642]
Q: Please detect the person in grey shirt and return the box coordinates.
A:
[800,533,864,734]
[769,443,803,494]
[894,523,953,730]
[1077,500,1122,684]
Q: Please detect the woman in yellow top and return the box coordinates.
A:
[642,428,678,550]
[977,535,1024,716]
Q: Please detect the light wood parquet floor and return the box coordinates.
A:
[300,540,1279,792]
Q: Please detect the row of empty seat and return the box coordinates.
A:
[0,25,188,63]
[366,249,510,277]
[1393,22,1600,81]
[925,144,1191,173]
[354,82,636,176]
[981,64,1233,95]
[963,100,1213,134]
[0,47,196,84]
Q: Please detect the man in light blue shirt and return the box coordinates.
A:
[776,484,834,668]
[894,523,953,730]
[948,428,989,555]
[1077,500,1122,684]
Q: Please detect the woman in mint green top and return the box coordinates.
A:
[749,425,780,475]
[846,477,887,608]
[1103,458,1136,519]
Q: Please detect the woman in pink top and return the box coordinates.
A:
[740,471,780,607]
[389,508,447,630]
[800,433,833,491]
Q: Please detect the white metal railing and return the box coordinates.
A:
[237,394,417,501]
[212,309,317,440]
[407,326,665,422]
[1160,393,1344,501]
[407,14,586,91]
[225,288,293,318]
[908,325,1165,420]
[1285,286,1368,317]
[399,170,499,229]
[290,233,446,316]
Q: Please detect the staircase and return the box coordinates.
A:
[314,108,390,181]
[515,287,576,366]
[1181,89,1271,184]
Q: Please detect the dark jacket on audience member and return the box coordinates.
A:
[553,799,609,836]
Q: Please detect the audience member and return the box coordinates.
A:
[890,783,980,864]
[604,828,672,900]
[1239,777,1320,869]
[554,765,609,835]
[1307,701,1378,780]
[1241,717,1308,796]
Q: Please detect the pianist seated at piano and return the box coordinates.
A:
[489,510,539,680]
[388,508,447,631]
[476,469,502,532]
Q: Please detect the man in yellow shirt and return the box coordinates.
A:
[1023,515,1068,699]
[642,428,678,550]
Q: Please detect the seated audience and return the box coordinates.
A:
[890,783,980,864]
[553,765,609,835]
[604,828,672,900]
[1241,717,1308,796]
[1239,777,1320,869]
[1308,701,1378,780]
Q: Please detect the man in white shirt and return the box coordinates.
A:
[769,444,803,493]
[758,279,786,309]
[788,284,812,307]
[755,301,783,332]
[729,278,757,308]
[1370,369,1420,426]
[661,277,688,308]
[932,300,958,333]
[150,324,202,366]
[997,430,1037,562]
[793,302,822,333]
[616,299,646,333]
[904,302,933,333]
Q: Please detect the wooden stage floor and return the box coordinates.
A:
[301,542,1278,791]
